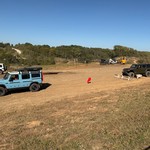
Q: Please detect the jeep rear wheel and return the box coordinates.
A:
[145,71,150,77]
[0,87,6,96]
[128,72,135,78]
[29,83,40,92]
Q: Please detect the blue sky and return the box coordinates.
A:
[0,0,150,51]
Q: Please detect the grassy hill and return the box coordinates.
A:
[0,42,150,66]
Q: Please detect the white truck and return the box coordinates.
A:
[0,63,7,74]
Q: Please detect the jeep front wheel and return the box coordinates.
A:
[0,87,6,96]
[128,72,135,78]
[145,71,150,77]
[29,83,40,92]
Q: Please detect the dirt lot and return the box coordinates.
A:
[0,63,149,113]
[0,64,150,150]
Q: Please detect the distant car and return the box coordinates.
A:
[100,59,109,65]
[0,63,7,74]
[122,64,150,77]
[100,58,117,65]
[108,58,117,64]
[0,67,43,96]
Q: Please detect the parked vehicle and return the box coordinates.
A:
[118,57,127,64]
[100,58,117,65]
[0,67,43,96]
[122,64,150,77]
[0,63,7,74]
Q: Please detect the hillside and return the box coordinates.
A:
[0,42,150,66]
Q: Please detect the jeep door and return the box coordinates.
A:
[21,73,31,87]
[135,64,146,74]
[8,74,21,89]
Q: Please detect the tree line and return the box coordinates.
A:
[0,42,150,65]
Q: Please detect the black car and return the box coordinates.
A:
[122,64,150,77]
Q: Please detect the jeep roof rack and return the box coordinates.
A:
[17,67,42,72]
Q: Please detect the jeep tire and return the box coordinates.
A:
[29,83,40,92]
[145,71,150,77]
[0,87,6,96]
[128,72,135,77]
[0,70,3,74]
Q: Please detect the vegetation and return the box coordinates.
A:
[0,42,150,66]
[0,83,149,149]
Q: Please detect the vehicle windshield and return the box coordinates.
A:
[3,72,9,80]
[130,64,137,68]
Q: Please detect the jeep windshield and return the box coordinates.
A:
[130,64,137,68]
[3,72,9,80]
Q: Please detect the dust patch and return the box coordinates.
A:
[26,120,43,128]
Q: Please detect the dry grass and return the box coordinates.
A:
[0,83,150,150]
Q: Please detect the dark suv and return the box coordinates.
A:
[122,64,150,77]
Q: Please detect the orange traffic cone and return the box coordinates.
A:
[87,77,91,84]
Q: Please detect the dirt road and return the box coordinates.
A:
[0,64,149,113]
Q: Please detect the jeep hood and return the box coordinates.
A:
[123,68,130,70]
[0,78,6,83]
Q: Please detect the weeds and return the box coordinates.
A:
[0,84,150,150]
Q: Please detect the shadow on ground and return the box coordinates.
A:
[43,72,62,75]
[41,83,51,90]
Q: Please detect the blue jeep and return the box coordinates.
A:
[0,67,43,96]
